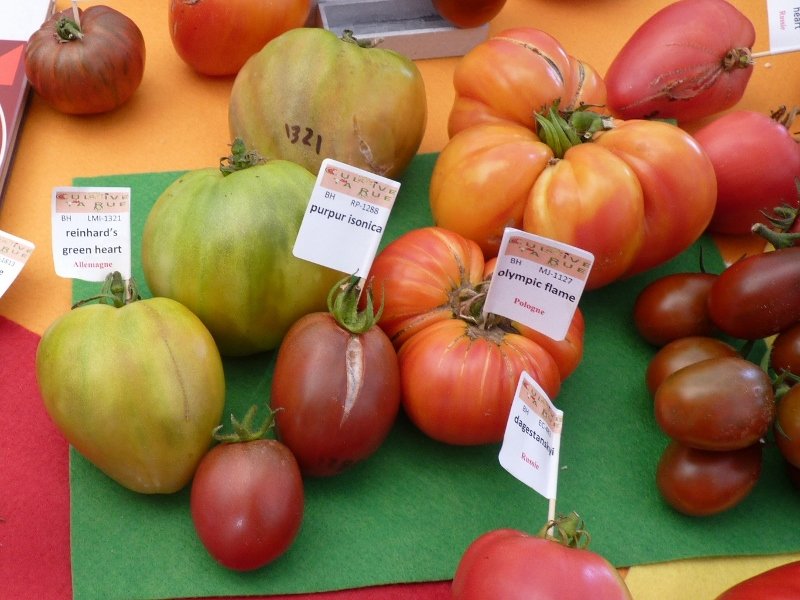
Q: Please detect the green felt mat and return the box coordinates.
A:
[70,154,799,600]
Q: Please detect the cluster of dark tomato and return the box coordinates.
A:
[631,206,800,517]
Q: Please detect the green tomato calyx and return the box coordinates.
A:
[752,183,800,249]
[341,29,381,49]
[534,102,613,159]
[55,17,83,42]
[328,275,382,335]
[537,511,592,549]
[71,271,140,309]
[213,404,277,444]
[219,138,266,176]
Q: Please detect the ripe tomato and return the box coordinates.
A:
[604,0,755,123]
[707,247,800,340]
[715,560,800,600]
[654,356,775,451]
[169,0,311,76]
[775,385,800,468]
[229,28,426,179]
[431,113,716,289]
[645,336,739,395]
[190,408,304,571]
[771,322,800,379]
[367,226,568,445]
[432,0,507,28]
[24,5,145,114]
[271,277,401,477]
[448,28,606,137]
[35,273,225,494]
[656,441,762,517]
[693,109,800,235]
[141,141,341,356]
[633,272,718,346]
[452,514,632,600]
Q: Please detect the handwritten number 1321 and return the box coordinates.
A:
[284,124,322,154]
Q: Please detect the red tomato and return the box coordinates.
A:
[169,0,311,76]
[605,0,755,123]
[452,515,632,600]
[654,356,775,451]
[707,247,800,340]
[714,560,800,600]
[656,441,762,516]
[367,226,569,445]
[270,277,401,477]
[775,385,800,468]
[431,115,717,289]
[190,409,304,571]
[633,273,718,346]
[645,336,739,395]
[771,322,800,379]
[448,28,606,137]
[693,109,800,235]
[24,6,145,115]
[432,0,506,28]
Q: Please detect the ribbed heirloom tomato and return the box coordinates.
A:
[367,226,582,445]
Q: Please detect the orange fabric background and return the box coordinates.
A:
[1,1,798,597]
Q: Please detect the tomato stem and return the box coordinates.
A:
[534,102,613,159]
[55,17,83,42]
[219,138,265,176]
[341,29,380,49]
[71,271,140,309]
[213,405,277,444]
[328,275,382,334]
[536,511,592,549]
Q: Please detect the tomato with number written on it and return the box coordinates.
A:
[190,407,304,572]
[656,441,762,517]
[25,5,145,115]
[432,0,506,28]
[448,28,606,137]
[367,226,572,446]
[654,356,775,451]
[451,513,632,600]
[169,0,311,76]
[229,27,426,179]
[35,273,225,495]
[271,276,401,477]
[605,0,755,123]
[431,109,716,289]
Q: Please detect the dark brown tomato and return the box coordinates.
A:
[645,336,739,395]
[271,311,401,477]
[771,322,800,379]
[653,356,775,451]
[656,441,762,517]
[775,385,800,468]
[633,273,718,346]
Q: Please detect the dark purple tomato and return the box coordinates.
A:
[645,336,739,395]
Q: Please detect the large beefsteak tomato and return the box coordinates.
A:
[448,27,606,137]
[451,513,632,599]
[430,107,717,289]
[229,27,426,179]
[604,0,755,123]
[35,273,225,494]
[367,226,580,445]
[141,140,341,356]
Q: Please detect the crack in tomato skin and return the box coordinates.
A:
[342,334,364,424]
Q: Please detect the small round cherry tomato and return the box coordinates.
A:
[771,322,800,379]
[654,356,774,451]
[190,409,304,571]
[432,0,507,28]
[645,336,739,395]
[775,385,800,468]
[656,440,762,517]
[633,272,718,346]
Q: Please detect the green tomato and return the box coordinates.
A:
[35,274,225,494]
[141,146,341,356]
[229,27,427,179]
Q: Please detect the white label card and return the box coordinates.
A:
[293,159,399,277]
[0,230,34,298]
[499,371,563,500]
[765,0,800,55]
[51,187,131,282]
[483,228,593,341]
